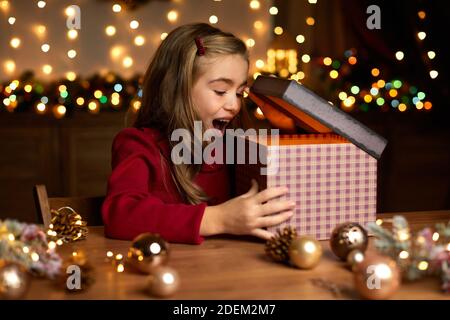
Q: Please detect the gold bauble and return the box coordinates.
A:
[147,266,180,298]
[330,223,368,261]
[127,233,169,274]
[288,236,322,269]
[353,253,400,300]
[0,260,31,300]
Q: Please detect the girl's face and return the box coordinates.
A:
[192,54,249,135]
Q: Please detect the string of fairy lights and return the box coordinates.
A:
[252,0,317,82]
[0,0,270,118]
[253,0,440,114]
[0,0,442,118]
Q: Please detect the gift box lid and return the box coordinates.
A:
[249,75,388,159]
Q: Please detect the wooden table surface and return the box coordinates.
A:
[25,210,450,300]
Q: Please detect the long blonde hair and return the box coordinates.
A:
[134,23,251,205]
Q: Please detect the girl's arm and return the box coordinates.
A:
[200,180,295,241]
[102,128,207,244]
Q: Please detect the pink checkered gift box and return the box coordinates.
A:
[234,134,378,240]
[232,76,387,240]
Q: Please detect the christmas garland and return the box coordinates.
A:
[1,71,142,118]
[368,216,450,293]
[0,219,62,279]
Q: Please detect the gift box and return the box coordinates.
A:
[232,76,387,240]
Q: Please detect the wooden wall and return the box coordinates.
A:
[0,111,126,222]
[0,110,449,223]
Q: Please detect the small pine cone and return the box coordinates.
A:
[265,227,298,263]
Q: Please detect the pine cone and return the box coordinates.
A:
[48,207,88,243]
[265,227,298,263]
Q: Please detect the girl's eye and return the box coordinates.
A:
[214,90,226,96]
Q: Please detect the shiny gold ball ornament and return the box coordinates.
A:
[288,236,323,269]
[0,260,31,300]
[330,223,368,261]
[147,265,180,298]
[353,253,400,300]
[127,233,169,274]
[346,249,365,270]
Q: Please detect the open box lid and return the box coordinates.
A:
[249,75,388,159]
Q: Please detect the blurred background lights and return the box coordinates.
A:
[134,35,145,46]
[65,6,76,17]
[296,34,305,44]
[274,26,283,35]
[112,4,121,13]
[41,44,50,52]
[10,37,21,49]
[67,49,77,59]
[209,15,218,24]
[429,70,438,79]
[246,38,255,47]
[67,29,78,40]
[417,32,426,40]
[129,20,139,29]
[249,0,260,10]
[253,20,263,30]
[42,64,52,74]
[167,10,178,22]
[395,51,404,61]
[301,54,311,63]
[269,6,278,15]
[122,56,133,68]
[105,26,116,36]
[306,17,315,26]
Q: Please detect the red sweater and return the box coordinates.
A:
[102,127,232,244]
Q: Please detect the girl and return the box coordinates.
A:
[102,23,295,244]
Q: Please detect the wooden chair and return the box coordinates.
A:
[33,184,104,228]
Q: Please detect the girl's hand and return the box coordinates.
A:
[200,179,295,240]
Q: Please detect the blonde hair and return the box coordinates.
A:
[134,23,251,205]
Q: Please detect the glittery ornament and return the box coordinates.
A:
[330,223,368,261]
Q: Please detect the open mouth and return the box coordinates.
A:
[212,119,230,134]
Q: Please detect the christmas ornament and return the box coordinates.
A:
[265,227,297,263]
[330,223,368,261]
[127,233,169,274]
[368,216,450,293]
[288,236,322,269]
[346,249,365,270]
[0,219,62,279]
[353,253,400,300]
[0,70,142,119]
[147,265,180,298]
[47,207,88,243]
[0,260,31,299]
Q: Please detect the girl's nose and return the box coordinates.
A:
[224,94,241,114]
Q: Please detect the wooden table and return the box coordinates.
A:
[25,211,450,300]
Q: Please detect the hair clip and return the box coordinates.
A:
[195,37,206,56]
